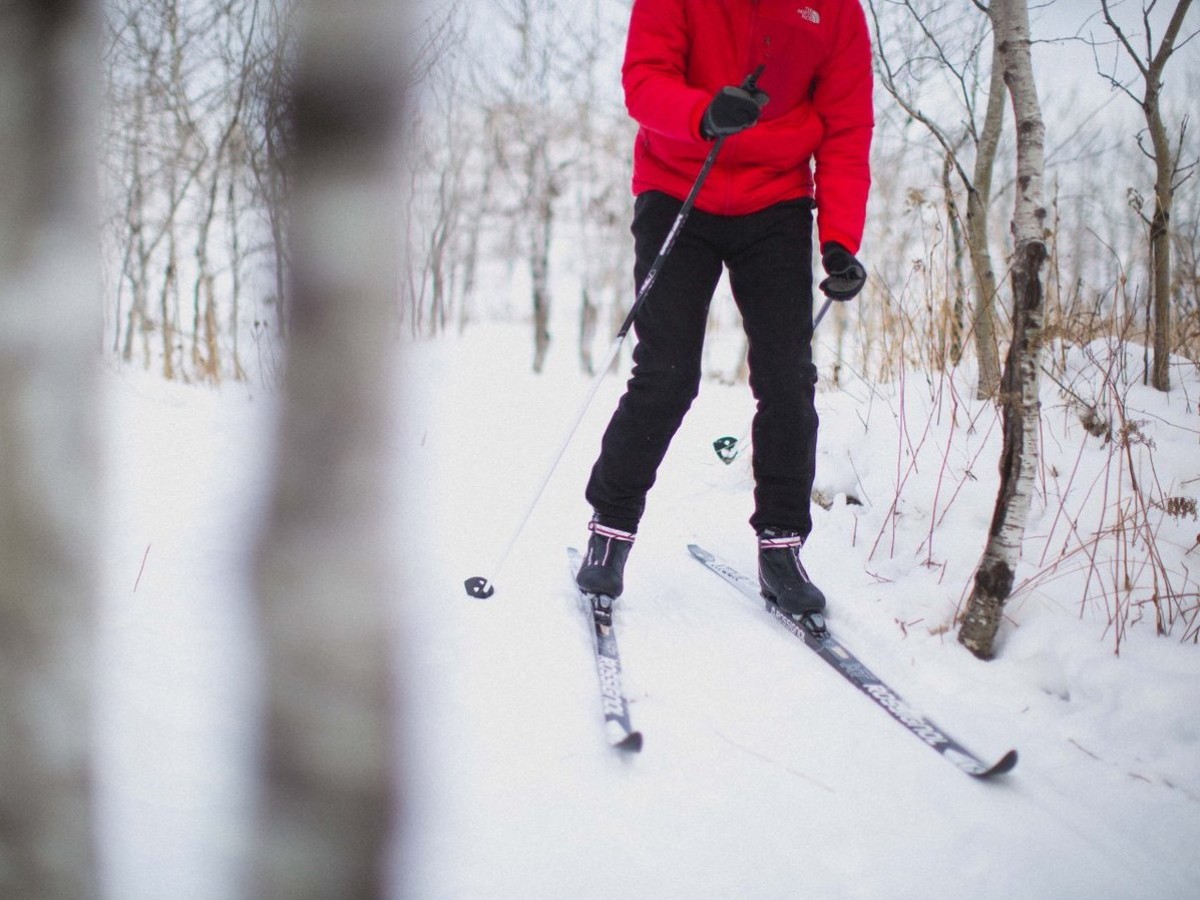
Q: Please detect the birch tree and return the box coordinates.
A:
[1098,0,1197,392]
[0,0,101,895]
[251,0,407,893]
[958,0,1048,659]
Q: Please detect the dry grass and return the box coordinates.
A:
[807,206,1200,652]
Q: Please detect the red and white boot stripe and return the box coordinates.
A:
[586,520,635,567]
[757,533,804,550]
[588,521,636,543]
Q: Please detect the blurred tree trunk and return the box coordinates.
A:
[0,0,101,896]
[1100,0,1194,393]
[530,158,555,373]
[959,0,1048,660]
[579,286,598,374]
[251,0,407,895]
[487,0,565,373]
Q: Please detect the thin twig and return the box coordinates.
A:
[134,543,151,592]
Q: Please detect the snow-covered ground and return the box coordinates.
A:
[97,321,1200,898]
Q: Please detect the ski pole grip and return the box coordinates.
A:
[742,64,765,91]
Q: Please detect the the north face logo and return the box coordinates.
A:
[797,7,820,23]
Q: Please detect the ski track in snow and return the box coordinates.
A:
[98,325,1200,899]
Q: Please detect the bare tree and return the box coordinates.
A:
[483,0,572,372]
[0,0,101,895]
[250,0,407,894]
[400,3,484,338]
[1097,0,1197,392]
[103,0,293,383]
[244,0,298,344]
[867,0,1007,398]
[565,0,636,374]
[958,0,1049,659]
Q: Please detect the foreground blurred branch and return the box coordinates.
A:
[251,1,409,895]
[0,0,102,895]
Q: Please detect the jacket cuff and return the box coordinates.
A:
[818,227,860,256]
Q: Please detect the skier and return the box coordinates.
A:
[576,0,874,618]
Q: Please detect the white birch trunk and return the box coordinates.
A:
[0,1,101,895]
[251,1,408,895]
[958,0,1048,659]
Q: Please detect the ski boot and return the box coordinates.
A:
[576,519,635,626]
[757,528,827,633]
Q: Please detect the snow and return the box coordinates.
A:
[96,323,1200,898]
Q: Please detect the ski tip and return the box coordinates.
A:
[973,748,1019,779]
[614,731,643,753]
[686,544,712,562]
[464,576,495,599]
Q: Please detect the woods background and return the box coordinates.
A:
[2,0,1195,895]
[98,0,1200,391]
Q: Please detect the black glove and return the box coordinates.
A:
[819,242,867,300]
[701,84,769,139]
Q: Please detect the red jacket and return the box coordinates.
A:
[623,0,874,253]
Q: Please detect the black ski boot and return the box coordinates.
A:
[576,519,635,612]
[757,528,826,618]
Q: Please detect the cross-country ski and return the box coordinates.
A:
[568,547,643,752]
[688,544,1017,779]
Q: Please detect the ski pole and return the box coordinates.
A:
[464,134,726,600]
[464,69,766,599]
[813,295,833,329]
[607,63,766,346]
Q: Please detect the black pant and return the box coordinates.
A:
[586,191,819,536]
